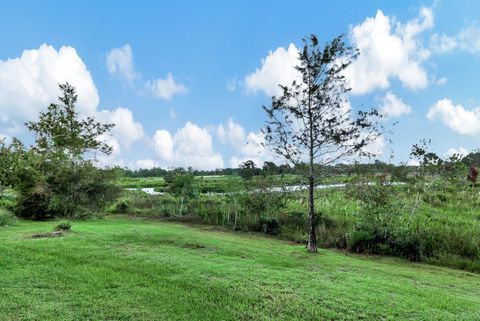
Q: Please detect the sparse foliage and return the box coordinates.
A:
[263,34,381,251]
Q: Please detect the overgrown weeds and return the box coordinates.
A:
[114,176,479,272]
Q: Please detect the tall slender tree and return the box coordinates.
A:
[263,35,381,252]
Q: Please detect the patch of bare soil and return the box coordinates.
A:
[31,231,64,238]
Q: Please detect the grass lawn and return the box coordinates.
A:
[1,217,479,320]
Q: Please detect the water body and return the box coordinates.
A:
[126,187,164,195]
[127,182,405,195]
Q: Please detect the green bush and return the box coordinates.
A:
[258,217,281,235]
[14,159,122,220]
[348,229,376,253]
[191,197,228,224]
[0,189,16,211]
[114,200,130,213]
[279,210,306,230]
[110,192,181,218]
[0,209,15,226]
[54,221,72,232]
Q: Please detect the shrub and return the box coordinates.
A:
[15,159,122,220]
[390,228,424,261]
[110,192,182,218]
[0,191,16,211]
[258,217,281,235]
[422,192,448,207]
[279,210,306,230]
[54,221,72,232]
[347,229,376,253]
[0,208,15,226]
[114,200,130,213]
[191,197,228,224]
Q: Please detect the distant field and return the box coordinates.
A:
[1,217,479,320]
[116,174,351,194]
[117,176,165,188]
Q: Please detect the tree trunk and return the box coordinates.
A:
[306,80,317,252]
[307,175,317,252]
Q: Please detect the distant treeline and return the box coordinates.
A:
[122,152,480,179]
[123,161,414,178]
[122,162,293,178]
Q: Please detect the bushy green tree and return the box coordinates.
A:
[14,83,121,220]
[238,160,260,181]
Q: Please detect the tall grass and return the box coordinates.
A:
[0,208,15,226]
[112,177,480,273]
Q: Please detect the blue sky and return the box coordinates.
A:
[1,0,480,169]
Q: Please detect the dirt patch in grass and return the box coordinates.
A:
[31,231,64,239]
[157,238,216,251]
[182,242,207,249]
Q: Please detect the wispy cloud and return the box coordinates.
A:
[106,44,188,100]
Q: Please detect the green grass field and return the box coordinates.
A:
[1,217,479,320]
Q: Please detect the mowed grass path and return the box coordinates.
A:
[1,217,479,320]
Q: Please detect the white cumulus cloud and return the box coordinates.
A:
[215,119,277,168]
[229,131,277,168]
[153,129,174,162]
[106,44,138,85]
[95,134,124,168]
[98,107,145,148]
[458,22,480,53]
[345,7,433,94]
[430,33,458,53]
[133,159,160,169]
[145,73,188,100]
[217,118,246,146]
[0,44,99,123]
[430,21,480,55]
[427,98,480,136]
[377,92,412,118]
[244,7,433,97]
[106,44,187,100]
[153,122,224,170]
[244,43,300,97]
[445,147,469,158]
[435,77,447,85]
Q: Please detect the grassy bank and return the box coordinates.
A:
[1,217,479,320]
[112,178,480,273]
